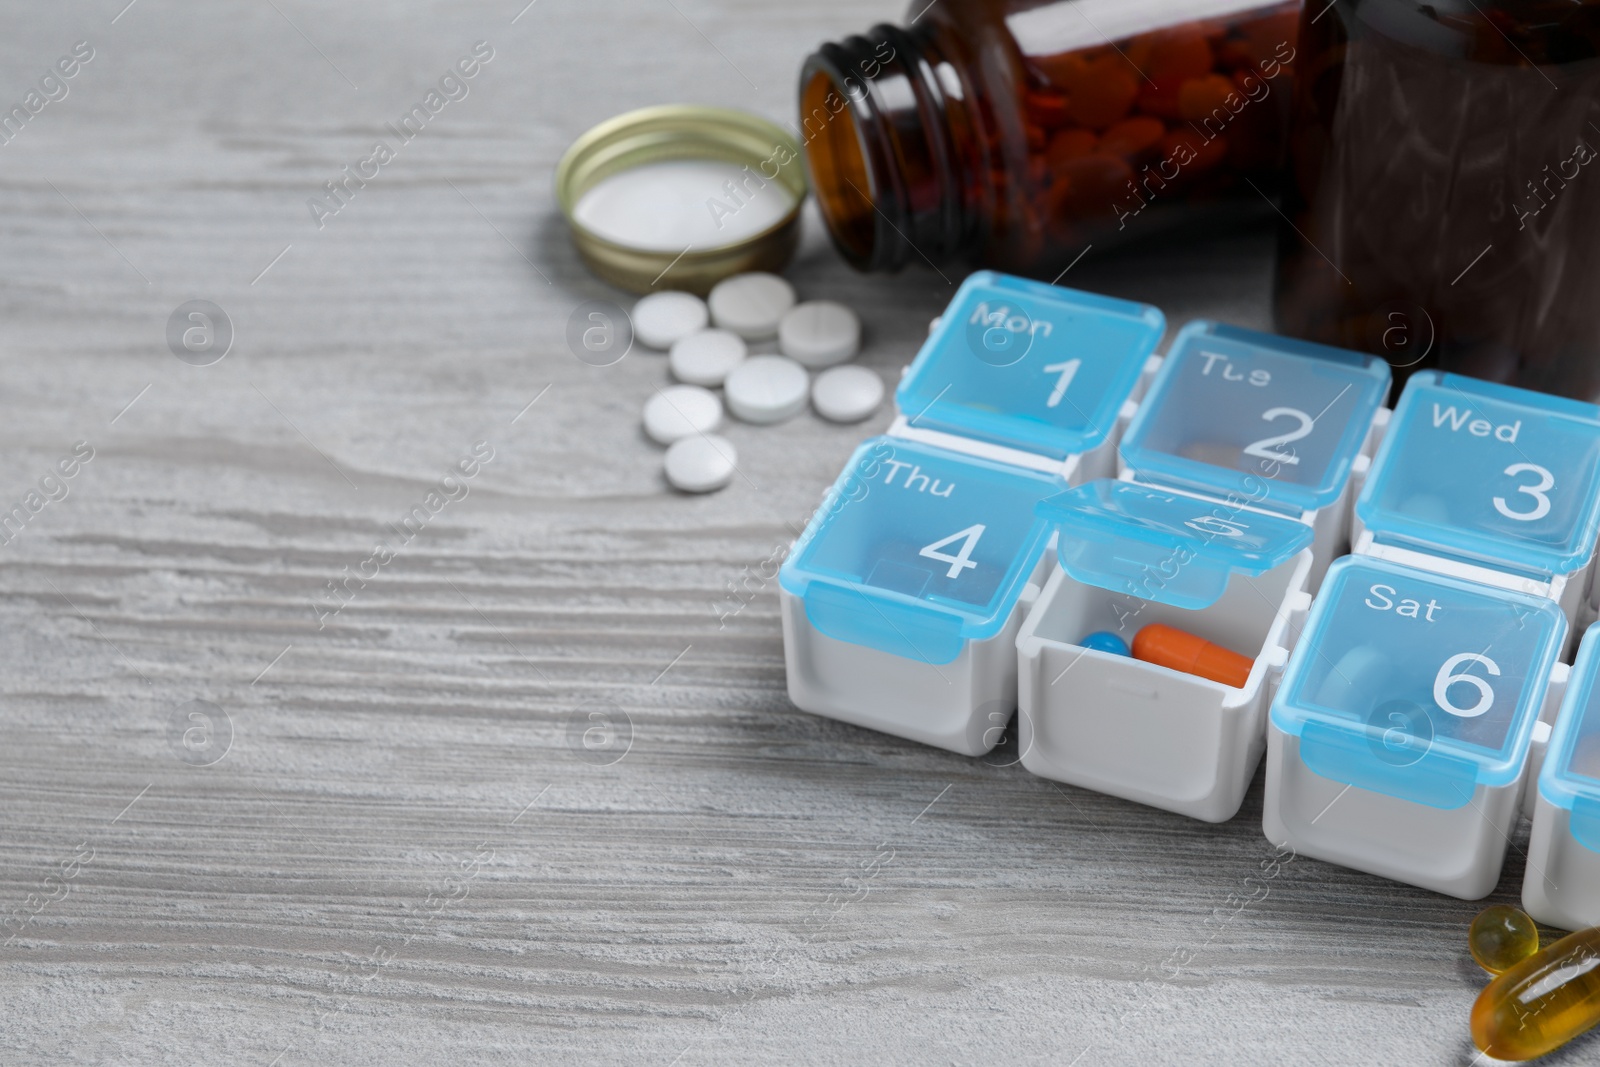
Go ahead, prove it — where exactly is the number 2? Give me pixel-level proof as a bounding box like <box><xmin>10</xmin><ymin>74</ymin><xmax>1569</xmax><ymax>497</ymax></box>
<box><xmin>1493</xmin><ymin>463</ymin><xmax>1554</xmax><ymax>522</ymax></box>
<box><xmin>1041</xmin><ymin>360</ymin><xmax>1080</xmax><ymax>408</ymax></box>
<box><xmin>920</xmin><ymin>524</ymin><xmax>985</xmax><ymax>579</ymax></box>
<box><xmin>1242</xmin><ymin>407</ymin><xmax>1312</xmax><ymax>466</ymax></box>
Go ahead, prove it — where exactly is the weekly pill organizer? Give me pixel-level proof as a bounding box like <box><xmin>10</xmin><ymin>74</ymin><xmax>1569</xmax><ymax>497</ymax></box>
<box><xmin>778</xmin><ymin>270</ymin><xmax>1600</xmax><ymax>912</ymax></box>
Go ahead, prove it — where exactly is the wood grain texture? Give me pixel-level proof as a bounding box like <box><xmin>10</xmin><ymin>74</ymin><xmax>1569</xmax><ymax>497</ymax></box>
<box><xmin>0</xmin><ymin>1</ymin><xmax>1565</xmax><ymax>1064</ymax></box>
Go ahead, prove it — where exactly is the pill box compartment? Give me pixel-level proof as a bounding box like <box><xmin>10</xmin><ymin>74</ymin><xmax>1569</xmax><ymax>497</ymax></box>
<box><xmin>1265</xmin><ymin>556</ymin><xmax>1567</xmax><ymax>900</ymax></box>
<box><xmin>779</xmin><ymin>274</ymin><xmax>1167</xmax><ymax>756</ymax></box>
<box><xmin>894</xmin><ymin>270</ymin><xmax>1165</xmax><ymax>471</ymax></box>
<box><xmin>1117</xmin><ymin>320</ymin><xmax>1391</xmax><ymax>592</ymax></box>
<box><xmin>1352</xmin><ymin>371</ymin><xmax>1600</xmax><ymax>627</ymax></box>
<box><xmin>1015</xmin><ymin>479</ymin><xmax>1315</xmax><ymax>822</ymax></box>
<box><xmin>780</xmin><ymin>436</ymin><xmax>1067</xmax><ymax>755</ymax></box>
<box><xmin>1526</xmin><ymin>622</ymin><xmax>1600</xmax><ymax>929</ymax></box>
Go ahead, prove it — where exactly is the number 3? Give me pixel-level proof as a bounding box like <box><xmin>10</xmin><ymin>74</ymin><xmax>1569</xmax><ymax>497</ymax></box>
<box><xmin>920</xmin><ymin>524</ymin><xmax>985</xmax><ymax>579</ymax></box>
<box><xmin>1493</xmin><ymin>463</ymin><xmax>1554</xmax><ymax>522</ymax></box>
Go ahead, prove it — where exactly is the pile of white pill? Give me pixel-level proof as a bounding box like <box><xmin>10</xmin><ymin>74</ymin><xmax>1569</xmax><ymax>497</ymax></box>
<box><xmin>633</xmin><ymin>271</ymin><xmax>884</xmax><ymax>494</ymax></box>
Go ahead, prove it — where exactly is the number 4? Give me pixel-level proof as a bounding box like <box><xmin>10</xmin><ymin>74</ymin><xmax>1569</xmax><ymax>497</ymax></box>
<box><xmin>920</xmin><ymin>524</ymin><xmax>986</xmax><ymax>579</ymax></box>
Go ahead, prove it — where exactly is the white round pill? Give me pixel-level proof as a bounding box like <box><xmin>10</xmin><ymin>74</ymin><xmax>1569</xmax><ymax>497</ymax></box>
<box><xmin>778</xmin><ymin>300</ymin><xmax>861</xmax><ymax>368</ymax></box>
<box><xmin>632</xmin><ymin>291</ymin><xmax>709</xmax><ymax>350</ymax></box>
<box><xmin>642</xmin><ymin>385</ymin><xmax>722</xmax><ymax>445</ymax></box>
<box><xmin>664</xmin><ymin>434</ymin><xmax>737</xmax><ymax>493</ymax></box>
<box><xmin>811</xmin><ymin>365</ymin><xmax>885</xmax><ymax>423</ymax></box>
<box><xmin>708</xmin><ymin>272</ymin><xmax>796</xmax><ymax>341</ymax></box>
<box><xmin>928</xmin><ymin>316</ymin><xmax>942</xmax><ymax>335</ymax></box>
<box><xmin>669</xmin><ymin>328</ymin><xmax>747</xmax><ymax>387</ymax></box>
<box><xmin>724</xmin><ymin>355</ymin><xmax>810</xmax><ymax>425</ymax></box>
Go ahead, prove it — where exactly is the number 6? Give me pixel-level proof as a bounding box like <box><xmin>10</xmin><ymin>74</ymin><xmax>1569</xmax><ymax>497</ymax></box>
<box><xmin>1433</xmin><ymin>652</ymin><xmax>1500</xmax><ymax>718</ymax></box>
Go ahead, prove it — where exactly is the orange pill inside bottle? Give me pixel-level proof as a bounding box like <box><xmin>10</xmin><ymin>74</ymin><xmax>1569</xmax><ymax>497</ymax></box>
<box><xmin>799</xmin><ymin>0</ymin><xmax>1301</xmax><ymax>279</ymax></box>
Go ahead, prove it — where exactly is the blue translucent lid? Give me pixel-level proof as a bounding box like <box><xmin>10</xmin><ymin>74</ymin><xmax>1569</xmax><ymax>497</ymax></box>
<box><xmin>1036</xmin><ymin>480</ymin><xmax>1313</xmax><ymax>610</ymax></box>
<box><xmin>1540</xmin><ymin>623</ymin><xmax>1600</xmax><ymax>853</ymax></box>
<box><xmin>1120</xmin><ymin>321</ymin><xmax>1390</xmax><ymax>514</ymax></box>
<box><xmin>779</xmin><ymin>436</ymin><xmax>1064</xmax><ymax>664</ymax></box>
<box><xmin>1357</xmin><ymin>371</ymin><xmax>1600</xmax><ymax>577</ymax></box>
<box><xmin>896</xmin><ymin>271</ymin><xmax>1165</xmax><ymax>460</ymax></box>
<box><xmin>1273</xmin><ymin>556</ymin><xmax>1565</xmax><ymax>810</ymax></box>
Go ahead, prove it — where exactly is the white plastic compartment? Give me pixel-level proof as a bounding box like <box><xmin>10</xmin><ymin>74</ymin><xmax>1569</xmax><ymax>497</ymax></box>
<box><xmin>1015</xmin><ymin>479</ymin><xmax>1315</xmax><ymax>821</ymax></box>
<box><xmin>1264</xmin><ymin>555</ymin><xmax>1568</xmax><ymax>899</ymax></box>
<box><xmin>778</xmin><ymin>272</ymin><xmax>1166</xmax><ymax>756</ymax></box>
<box><xmin>782</xmin><ymin>570</ymin><xmax>1041</xmax><ymax>756</ymax></box>
<box><xmin>1115</xmin><ymin>320</ymin><xmax>1391</xmax><ymax>595</ymax></box>
<box><xmin>1349</xmin><ymin>371</ymin><xmax>1600</xmax><ymax>629</ymax></box>
<box><xmin>1525</xmin><ymin>622</ymin><xmax>1600</xmax><ymax>929</ymax></box>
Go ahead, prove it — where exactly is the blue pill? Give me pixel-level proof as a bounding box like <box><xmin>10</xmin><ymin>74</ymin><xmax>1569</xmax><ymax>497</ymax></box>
<box><xmin>1079</xmin><ymin>630</ymin><xmax>1131</xmax><ymax>656</ymax></box>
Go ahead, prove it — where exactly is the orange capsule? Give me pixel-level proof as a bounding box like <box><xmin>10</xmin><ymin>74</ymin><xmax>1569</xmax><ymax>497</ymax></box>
<box><xmin>1132</xmin><ymin>624</ymin><xmax>1253</xmax><ymax>688</ymax></box>
<box><xmin>1472</xmin><ymin>926</ymin><xmax>1600</xmax><ymax>1061</ymax></box>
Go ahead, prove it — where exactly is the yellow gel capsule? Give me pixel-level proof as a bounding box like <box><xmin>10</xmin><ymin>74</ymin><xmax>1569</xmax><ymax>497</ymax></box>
<box><xmin>1472</xmin><ymin>926</ymin><xmax>1600</xmax><ymax>1061</ymax></box>
<box><xmin>1470</xmin><ymin>905</ymin><xmax>1540</xmax><ymax>974</ymax></box>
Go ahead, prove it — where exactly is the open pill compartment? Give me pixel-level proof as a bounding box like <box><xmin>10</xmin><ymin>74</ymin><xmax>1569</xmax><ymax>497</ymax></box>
<box><xmin>1526</xmin><ymin>622</ymin><xmax>1600</xmax><ymax>929</ymax></box>
<box><xmin>1015</xmin><ymin>479</ymin><xmax>1316</xmax><ymax>822</ymax></box>
<box><xmin>780</xmin><ymin>274</ymin><xmax>1165</xmax><ymax>755</ymax></box>
<box><xmin>1265</xmin><ymin>555</ymin><xmax>1568</xmax><ymax>900</ymax></box>
<box><xmin>1118</xmin><ymin>321</ymin><xmax>1391</xmax><ymax>590</ymax></box>
<box><xmin>1353</xmin><ymin>371</ymin><xmax>1600</xmax><ymax>628</ymax></box>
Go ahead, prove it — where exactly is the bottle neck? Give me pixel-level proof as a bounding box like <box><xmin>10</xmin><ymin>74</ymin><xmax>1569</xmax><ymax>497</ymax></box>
<box><xmin>799</xmin><ymin>24</ymin><xmax>972</xmax><ymax>272</ymax></box>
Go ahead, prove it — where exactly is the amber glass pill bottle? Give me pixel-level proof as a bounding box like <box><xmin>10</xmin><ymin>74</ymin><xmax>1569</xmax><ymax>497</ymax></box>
<box><xmin>799</xmin><ymin>0</ymin><xmax>1301</xmax><ymax>278</ymax></box>
<box><xmin>1275</xmin><ymin>0</ymin><xmax>1600</xmax><ymax>398</ymax></box>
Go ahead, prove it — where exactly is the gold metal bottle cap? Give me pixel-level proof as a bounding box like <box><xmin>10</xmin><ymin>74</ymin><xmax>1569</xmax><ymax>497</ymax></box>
<box><xmin>555</xmin><ymin>105</ymin><xmax>808</xmax><ymax>295</ymax></box>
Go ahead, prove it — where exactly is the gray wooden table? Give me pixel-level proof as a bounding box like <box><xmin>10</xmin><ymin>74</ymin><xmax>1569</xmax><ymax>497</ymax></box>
<box><xmin>0</xmin><ymin>1</ymin><xmax>1564</xmax><ymax>1064</ymax></box>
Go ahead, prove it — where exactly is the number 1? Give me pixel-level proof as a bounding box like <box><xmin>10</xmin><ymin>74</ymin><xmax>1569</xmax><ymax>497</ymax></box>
<box><xmin>1042</xmin><ymin>360</ymin><xmax>1080</xmax><ymax>408</ymax></box>
<box><xmin>920</xmin><ymin>524</ymin><xmax>986</xmax><ymax>579</ymax></box>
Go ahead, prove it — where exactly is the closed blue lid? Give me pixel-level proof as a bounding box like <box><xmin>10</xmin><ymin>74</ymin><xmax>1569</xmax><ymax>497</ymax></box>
<box><xmin>1274</xmin><ymin>556</ymin><xmax>1565</xmax><ymax>810</ymax></box>
<box><xmin>1540</xmin><ymin>623</ymin><xmax>1600</xmax><ymax>853</ymax></box>
<box><xmin>1036</xmin><ymin>479</ymin><xmax>1313</xmax><ymax>610</ymax></box>
<box><xmin>1357</xmin><ymin>371</ymin><xmax>1600</xmax><ymax>578</ymax></box>
<box><xmin>896</xmin><ymin>271</ymin><xmax>1164</xmax><ymax>460</ymax></box>
<box><xmin>779</xmin><ymin>436</ymin><xmax>1064</xmax><ymax>664</ymax></box>
<box><xmin>1120</xmin><ymin>321</ymin><xmax>1390</xmax><ymax>514</ymax></box>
